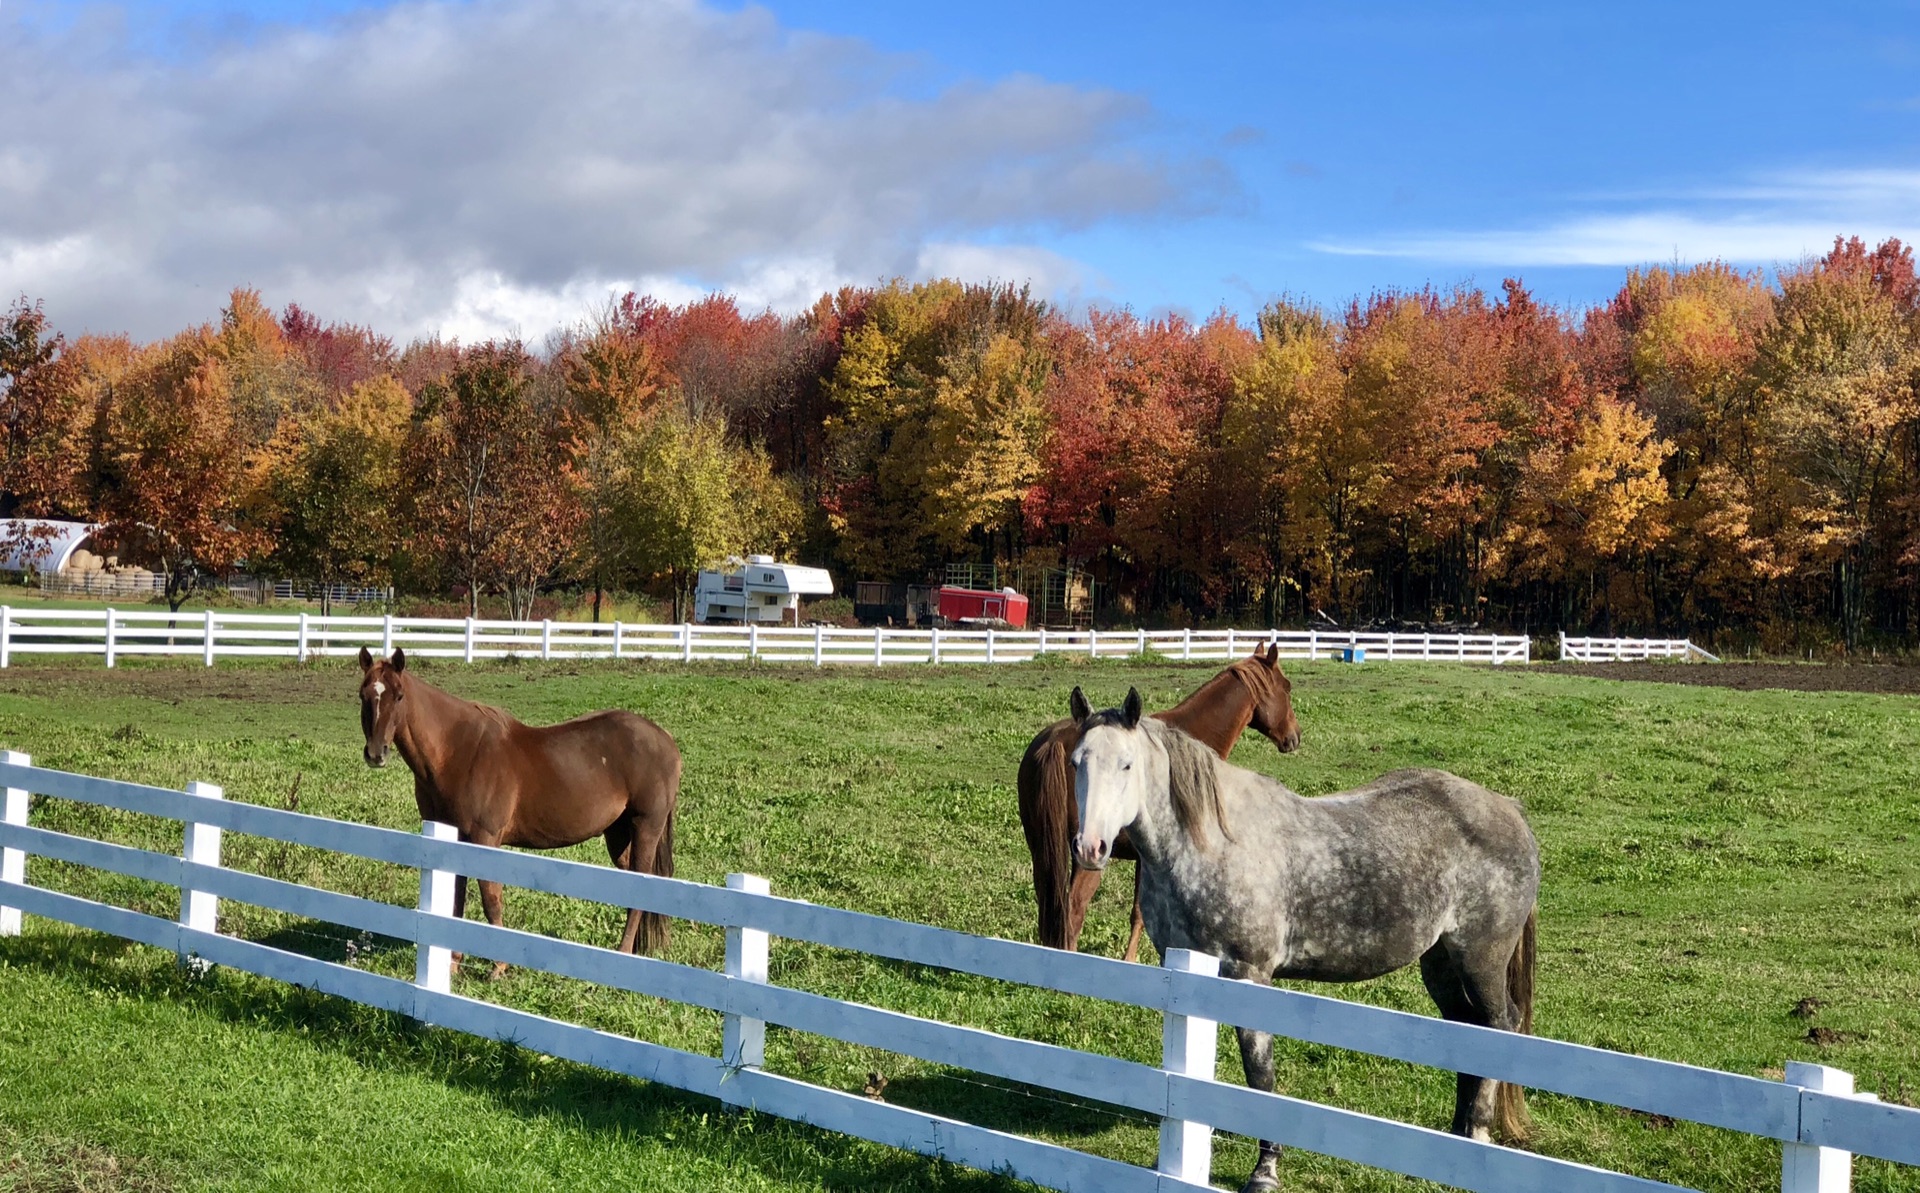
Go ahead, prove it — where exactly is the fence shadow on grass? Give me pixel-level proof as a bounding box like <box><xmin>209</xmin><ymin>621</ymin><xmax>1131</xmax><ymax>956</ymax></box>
<box><xmin>0</xmin><ymin>930</ymin><xmax>1051</xmax><ymax>1192</ymax></box>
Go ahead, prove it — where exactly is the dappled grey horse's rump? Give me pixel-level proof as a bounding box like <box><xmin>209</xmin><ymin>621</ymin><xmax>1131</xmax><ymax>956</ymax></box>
<box><xmin>1259</xmin><ymin>766</ymin><xmax>1539</xmax><ymax>982</ymax></box>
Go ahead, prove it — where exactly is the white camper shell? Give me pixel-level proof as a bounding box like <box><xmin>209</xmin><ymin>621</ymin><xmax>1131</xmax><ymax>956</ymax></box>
<box><xmin>693</xmin><ymin>555</ymin><xmax>834</xmax><ymax>625</ymax></box>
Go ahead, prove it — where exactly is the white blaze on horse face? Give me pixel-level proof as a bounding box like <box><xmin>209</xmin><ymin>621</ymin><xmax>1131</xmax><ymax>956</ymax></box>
<box><xmin>1071</xmin><ymin>725</ymin><xmax>1141</xmax><ymax>870</ymax></box>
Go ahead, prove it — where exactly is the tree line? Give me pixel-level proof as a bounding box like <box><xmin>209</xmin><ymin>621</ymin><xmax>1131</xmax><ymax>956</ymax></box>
<box><xmin>2</xmin><ymin>236</ymin><xmax>1917</xmax><ymax>648</ymax></box>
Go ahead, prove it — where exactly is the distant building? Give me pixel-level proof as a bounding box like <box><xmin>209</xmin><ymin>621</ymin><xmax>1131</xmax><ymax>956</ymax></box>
<box><xmin>693</xmin><ymin>555</ymin><xmax>834</xmax><ymax>625</ymax></box>
<box><xmin>0</xmin><ymin>518</ymin><xmax>105</xmax><ymax>576</ymax></box>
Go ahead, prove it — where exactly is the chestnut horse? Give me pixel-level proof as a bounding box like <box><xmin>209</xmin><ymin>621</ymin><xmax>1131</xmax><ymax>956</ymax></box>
<box><xmin>1016</xmin><ymin>645</ymin><xmax>1301</xmax><ymax>960</ymax></box>
<box><xmin>356</xmin><ymin>648</ymin><xmax>680</xmax><ymax>977</ymax></box>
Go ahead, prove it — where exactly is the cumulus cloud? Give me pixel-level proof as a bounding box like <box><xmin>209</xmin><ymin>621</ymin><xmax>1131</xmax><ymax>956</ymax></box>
<box><xmin>1312</xmin><ymin>168</ymin><xmax>1919</xmax><ymax>268</ymax></box>
<box><xmin>0</xmin><ymin>0</ymin><xmax>1226</xmax><ymax>340</ymax></box>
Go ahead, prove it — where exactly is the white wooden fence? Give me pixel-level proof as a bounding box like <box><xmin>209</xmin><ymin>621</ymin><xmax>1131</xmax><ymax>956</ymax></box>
<box><xmin>1559</xmin><ymin>633</ymin><xmax>1720</xmax><ymax>663</ymax></box>
<box><xmin>1</xmin><ymin>757</ymin><xmax>1912</xmax><ymax>1192</ymax></box>
<box><xmin>0</xmin><ymin>607</ymin><xmax>1532</xmax><ymax>668</ymax></box>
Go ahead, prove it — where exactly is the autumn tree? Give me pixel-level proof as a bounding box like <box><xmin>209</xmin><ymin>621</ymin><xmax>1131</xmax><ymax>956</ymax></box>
<box><xmin>1503</xmin><ymin>396</ymin><xmax>1673</xmax><ymax>627</ymax></box>
<box><xmin>255</xmin><ymin>377</ymin><xmax>412</xmax><ymax>612</ymax></box>
<box><xmin>0</xmin><ymin>299</ymin><xmax>90</xmax><ymax>561</ymax></box>
<box><xmin>824</xmin><ymin>281</ymin><xmax>1051</xmax><ymax>581</ymax></box>
<box><xmin>1752</xmin><ymin>250</ymin><xmax>1920</xmax><ymax>647</ymax></box>
<box><xmin>1219</xmin><ymin>301</ymin><xmax>1339</xmax><ymax>621</ymax></box>
<box><xmin>562</xmin><ymin>312</ymin><xmax>664</xmax><ymax>619</ymax></box>
<box><xmin>407</xmin><ymin>342</ymin><xmax>580</xmax><ymax>619</ymax></box>
<box><xmin>89</xmin><ymin>328</ymin><xmax>264</xmax><ymax>610</ymax></box>
<box><xmin>280</xmin><ymin>304</ymin><xmax>399</xmax><ymax>401</ymax></box>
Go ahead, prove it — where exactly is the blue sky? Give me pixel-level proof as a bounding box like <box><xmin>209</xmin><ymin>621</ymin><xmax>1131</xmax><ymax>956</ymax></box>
<box><xmin>8</xmin><ymin>0</ymin><xmax>1918</xmax><ymax>338</ymax></box>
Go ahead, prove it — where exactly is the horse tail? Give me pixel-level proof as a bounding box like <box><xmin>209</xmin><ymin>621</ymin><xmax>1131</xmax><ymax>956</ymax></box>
<box><xmin>639</xmin><ymin>803</ymin><xmax>674</xmax><ymax>954</ymax></box>
<box><xmin>1497</xmin><ymin>906</ymin><xmax>1537</xmax><ymax>1142</ymax></box>
<box><xmin>1018</xmin><ymin>724</ymin><xmax>1077</xmax><ymax>950</ymax></box>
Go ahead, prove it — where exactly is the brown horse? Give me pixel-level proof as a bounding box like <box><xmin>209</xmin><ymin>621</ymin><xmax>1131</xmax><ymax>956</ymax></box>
<box><xmin>1017</xmin><ymin>644</ymin><xmax>1301</xmax><ymax>960</ymax></box>
<box><xmin>356</xmin><ymin>647</ymin><xmax>681</xmax><ymax>977</ymax></box>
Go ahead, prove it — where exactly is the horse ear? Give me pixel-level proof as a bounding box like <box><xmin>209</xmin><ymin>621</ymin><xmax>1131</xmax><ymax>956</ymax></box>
<box><xmin>1262</xmin><ymin>642</ymin><xmax>1279</xmax><ymax>668</ymax></box>
<box><xmin>358</xmin><ymin>646</ymin><xmax>373</xmax><ymax>670</ymax></box>
<box><xmin>1069</xmin><ymin>686</ymin><xmax>1091</xmax><ymax>724</ymax></box>
<box><xmin>1123</xmin><ymin>687</ymin><xmax>1143</xmax><ymax>729</ymax></box>
<box><xmin>391</xmin><ymin>647</ymin><xmax>407</xmax><ymax>673</ymax></box>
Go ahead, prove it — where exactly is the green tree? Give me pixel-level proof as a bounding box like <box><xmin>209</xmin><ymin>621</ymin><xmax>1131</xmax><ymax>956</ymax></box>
<box><xmin>623</xmin><ymin>415</ymin><xmax>801</xmax><ymax>621</ymax></box>
<box><xmin>256</xmin><ymin>377</ymin><xmax>412</xmax><ymax>612</ymax></box>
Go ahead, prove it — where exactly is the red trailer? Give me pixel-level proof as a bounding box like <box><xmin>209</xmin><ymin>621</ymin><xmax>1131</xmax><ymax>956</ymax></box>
<box><xmin>936</xmin><ymin>585</ymin><xmax>1030</xmax><ymax>628</ymax></box>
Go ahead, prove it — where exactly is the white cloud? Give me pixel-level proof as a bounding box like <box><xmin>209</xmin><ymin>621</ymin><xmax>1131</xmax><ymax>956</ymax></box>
<box><xmin>1313</xmin><ymin>168</ymin><xmax>1920</xmax><ymax>268</ymax></box>
<box><xmin>1</xmin><ymin>0</ymin><xmax>1223</xmax><ymax>340</ymax></box>
<box><xmin>913</xmin><ymin>242</ymin><xmax>1101</xmax><ymax>295</ymax></box>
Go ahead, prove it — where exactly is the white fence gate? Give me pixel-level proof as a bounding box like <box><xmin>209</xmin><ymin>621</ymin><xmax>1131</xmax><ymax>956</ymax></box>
<box><xmin>1559</xmin><ymin>633</ymin><xmax>1720</xmax><ymax>663</ymax></box>
<box><xmin>2</xmin><ymin>756</ymin><xmax>1913</xmax><ymax>1192</ymax></box>
<box><xmin>0</xmin><ymin>608</ymin><xmax>1532</xmax><ymax>668</ymax></box>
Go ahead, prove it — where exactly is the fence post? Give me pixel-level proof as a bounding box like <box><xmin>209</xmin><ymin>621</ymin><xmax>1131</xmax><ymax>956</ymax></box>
<box><xmin>1226</xmin><ymin>627</ymin><xmax>1235</xmax><ymax>658</ymax></box>
<box><xmin>682</xmin><ymin>623</ymin><xmax>694</xmax><ymax>664</ymax></box>
<box><xmin>1558</xmin><ymin>630</ymin><xmax>1566</xmax><ymax>662</ymax></box>
<box><xmin>1</xmin><ymin>750</ymin><xmax>28</xmax><ymax>936</ymax></box>
<box><xmin>104</xmin><ymin>607</ymin><xmax>116</xmax><ymax>669</ymax></box>
<box><xmin>414</xmin><ymin>821</ymin><xmax>458</xmax><ymax>1002</ymax></box>
<box><xmin>1</xmin><ymin>605</ymin><xmax>11</xmax><ymax>669</ymax></box>
<box><xmin>813</xmin><ymin>625</ymin><xmax>824</xmax><ymax>668</ymax></box>
<box><xmin>1037</xmin><ymin>626</ymin><xmax>1047</xmax><ymax>659</ymax></box>
<box><xmin>986</xmin><ymin>628</ymin><xmax>996</xmax><ymax>665</ymax></box>
<box><xmin>540</xmin><ymin>619</ymin><xmax>553</xmax><ymax>661</ymax></box>
<box><xmin>297</xmin><ymin>612</ymin><xmax>310</xmax><ymax>662</ymax></box>
<box><xmin>612</xmin><ymin>621</ymin><xmax>624</xmax><ymax>660</ymax></box>
<box><xmin>930</xmin><ymin>625</ymin><xmax>942</xmax><ymax>665</ymax></box>
<box><xmin>1308</xmin><ymin>629</ymin><xmax>1318</xmax><ymax>661</ymax></box>
<box><xmin>872</xmin><ymin>626</ymin><xmax>883</xmax><ymax>668</ymax></box>
<box><xmin>178</xmin><ymin>781</ymin><xmax>224</xmax><ymax>971</ymax></box>
<box><xmin>1183</xmin><ymin>628</ymin><xmax>1192</xmax><ymax>662</ymax></box>
<box><xmin>1783</xmin><ymin>1062</ymin><xmax>1863</xmax><ymax>1193</ymax></box>
<box><xmin>748</xmin><ymin>621</ymin><xmax>758</xmax><ymax>663</ymax></box>
<box><xmin>722</xmin><ymin>872</ymin><xmax>771</xmax><ymax>1088</ymax></box>
<box><xmin>201</xmin><ymin>609</ymin><xmax>216</xmax><ymax>666</ymax></box>
<box><xmin>382</xmin><ymin>613</ymin><xmax>394</xmax><ymax>657</ymax></box>
<box><xmin>1137</xmin><ymin>627</ymin><xmax>1146</xmax><ymax>657</ymax></box>
<box><xmin>1159</xmin><ymin>948</ymin><xmax>1220</xmax><ymax>1183</ymax></box>
<box><xmin>463</xmin><ymin>617</ymin><xmax>476</xmax><ymax>664</ymax></box>
<box><xmin>1089</xmin><ymin>628</ymin><xmax>1098</xmax><ymax>659</ymax></box>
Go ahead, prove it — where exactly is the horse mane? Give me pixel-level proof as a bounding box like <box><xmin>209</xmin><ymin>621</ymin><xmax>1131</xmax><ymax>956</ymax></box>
<box><xmin>1143</xmin><ymin>717</ymin><xmax>1236</xmax><ymax>848</ymax></box>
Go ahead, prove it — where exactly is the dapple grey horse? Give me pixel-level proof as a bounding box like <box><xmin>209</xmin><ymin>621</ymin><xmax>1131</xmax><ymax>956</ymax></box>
<box><xmin>1069</xmin><ymin>687</ymin><xmax>1538</xmax><ymax>1193</ymax></box>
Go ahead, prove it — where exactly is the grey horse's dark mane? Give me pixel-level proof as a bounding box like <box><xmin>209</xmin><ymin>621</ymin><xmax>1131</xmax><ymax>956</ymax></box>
<box><xmin>1138</xmin><ymin>716</ymin><xmax>1235</xmax><ymax>848</ymax></box>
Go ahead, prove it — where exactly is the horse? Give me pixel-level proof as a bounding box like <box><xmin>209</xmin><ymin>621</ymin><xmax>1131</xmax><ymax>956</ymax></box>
<box><xmin>1070</xmin><ymin>688</ymin><xmax>1538</xmax><ymax>1193</ymax></box>
<box><xmin>1017</xmin><ymin>645</ymin><xmax>1301</xmax><ymax>961</ymax></box>
<box><xmin>356</xmin><ymin>647</ymin><xmax>681</xmax><ymax>978</ymax></box>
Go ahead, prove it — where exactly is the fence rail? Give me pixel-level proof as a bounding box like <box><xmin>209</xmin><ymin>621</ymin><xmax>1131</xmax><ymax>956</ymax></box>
<box><xmin>0</xmin><ymin>756</ymin><xmax>1910</xmax><ymax>1191</ymax></box>
<box><xmin>1558</xmin><ymin>633</ymin><xmax>1720</xmax><ymax>663</ymax></box>
<box><xmin>0</xmin><ymin>608</ymin><xmax>1532</xmax><ymax>668</ymax></box>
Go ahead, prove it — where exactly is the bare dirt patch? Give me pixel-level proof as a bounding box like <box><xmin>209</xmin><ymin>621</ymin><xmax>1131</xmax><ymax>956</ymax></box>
<box><xmin>1550</xmin><ymin>661</ymin><xmax>1920</xmax><ymax>695</ymax></box>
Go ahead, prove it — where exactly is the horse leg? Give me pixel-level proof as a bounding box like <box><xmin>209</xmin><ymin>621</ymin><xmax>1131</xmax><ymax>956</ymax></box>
<box><xmin>1454</xmin><ymin>936</ymin><xmax>1532</xmax><ymax>1142</ymax></box>
<box><xmin>624</xmin><ymin>807</ymin><xmax>673</xmax><ymax>955</ymax></box>
<box><xmin>604</xmin><ymin>818</ymin><xmax>644</xmax><ymax>954</ymax></box>
<box><xmin>1419</xmin><ymin>941</ymin><xmax>1507</xmax><ymax>1143</ymax></box>
<box><xmin>458</xmin><ymin>829</ymin><xmax>508</xmax><ymax>981</ymax></box>
<box><xmin>1063</xmin><ymin>864</ymin><xmax>1104</xmax><ymax>953</ymax></box>
<box><xmin>445</xmin><ymin>873</ymin><xmax>471</xmax><ymax>974</ymax></box>
<box><xmin>1121</xmin><ymin>862</ymin><xmax>1146</xmax><ymax>964</ymax></box>
<box><xmin>1225</xmin><ymin>963</ymin><xmax>1282</xmax><ymax>1192</ymax></box>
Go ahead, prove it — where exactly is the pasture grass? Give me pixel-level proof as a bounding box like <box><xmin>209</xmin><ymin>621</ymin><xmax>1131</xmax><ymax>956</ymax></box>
<box><xmin>0</xmin><ymin>657</ymin><xmax>1915</xmax><ymax>1192</ymax></box>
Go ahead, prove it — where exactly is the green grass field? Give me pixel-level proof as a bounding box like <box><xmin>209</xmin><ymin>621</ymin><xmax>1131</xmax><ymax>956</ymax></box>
<box><xmin>0</xmin><ymin>657</ymin><xmax>1916</xmax><ymax>1192</ymax></box>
